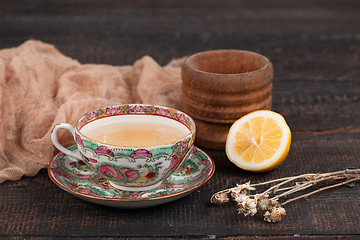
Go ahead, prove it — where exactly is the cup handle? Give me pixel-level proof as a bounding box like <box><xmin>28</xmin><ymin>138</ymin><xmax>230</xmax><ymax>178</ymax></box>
<box><xmin>51</xmin><ymin>123</ymin><xmax>82</xmax><ymax>160</ymax></box>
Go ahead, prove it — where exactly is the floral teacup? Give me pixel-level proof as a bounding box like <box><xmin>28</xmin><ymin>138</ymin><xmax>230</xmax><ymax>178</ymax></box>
<box><xmin>51</xmin><ymin>104</ymin><xmax>196</xmax><ymax>191</ymax></box>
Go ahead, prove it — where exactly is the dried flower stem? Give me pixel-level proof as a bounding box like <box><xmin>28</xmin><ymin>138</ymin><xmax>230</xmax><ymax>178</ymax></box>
<box><xmin>270</xmin><ymin>175</ymin><xmax>342</xmax><ymax>201</ymax></box>
<box><xmin>282</xmin><ymin>177</ymin><xmax>359</xmax><ymax>205</ymax></box>
<box><xmin>210</xmin><ymin>168</ymin><xmax>359</xmax><ymax>223</ymax></box>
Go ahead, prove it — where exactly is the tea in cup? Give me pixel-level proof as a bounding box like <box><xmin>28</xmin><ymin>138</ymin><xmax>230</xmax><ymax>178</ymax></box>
<box><xmin>51</xmin><ymin>104</ymin><xmax>196</xmax><ymax>191</ymax></box>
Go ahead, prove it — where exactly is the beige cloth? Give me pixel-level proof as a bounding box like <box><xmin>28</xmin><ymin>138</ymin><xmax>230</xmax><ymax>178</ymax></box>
<box><xmin>0</xmin><ymin>40</ymin><xmax>184</xmax><ymax>183</ymax></box>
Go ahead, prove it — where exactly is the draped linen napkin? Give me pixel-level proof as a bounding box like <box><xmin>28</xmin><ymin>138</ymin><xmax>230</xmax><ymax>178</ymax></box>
<box><xmin>0</xmin><ymin>40</ymin><xmax>184</xmax><ymax>183</ymax></box>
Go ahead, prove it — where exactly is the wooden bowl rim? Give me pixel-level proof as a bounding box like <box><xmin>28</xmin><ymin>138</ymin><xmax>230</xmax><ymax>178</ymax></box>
<box><xmin>183</xmin><ymin>49</ymin><xmax>272</xmax><ymax>76</ymax></box>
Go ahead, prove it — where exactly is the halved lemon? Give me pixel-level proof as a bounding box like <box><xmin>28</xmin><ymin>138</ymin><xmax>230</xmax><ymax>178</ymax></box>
<box><xmin>225</xmin><ymin>110</ymin><xmax>291</xmax><ymax>172</ymax></box>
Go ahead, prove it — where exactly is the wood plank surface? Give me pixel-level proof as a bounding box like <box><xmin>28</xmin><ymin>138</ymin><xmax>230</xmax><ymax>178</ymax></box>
<box><xmin>0</xmin><ymin>0</ymin><xmax>359</xmax><ymax>239</ymax></box>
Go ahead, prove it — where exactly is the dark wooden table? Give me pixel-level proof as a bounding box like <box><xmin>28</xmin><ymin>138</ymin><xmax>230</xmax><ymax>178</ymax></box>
<box><xmin>0</xmin><ymin>0</ymin><xmax>359</xmax><ymax>239</ymax></box>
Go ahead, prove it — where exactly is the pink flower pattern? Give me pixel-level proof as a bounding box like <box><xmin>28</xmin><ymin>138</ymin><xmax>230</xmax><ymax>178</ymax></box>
<box><xmin>79</xmin><ymin>189</ymin><xmax>92</xmax><ymax>194</ymax></box>
<box><xmin>98</xmin><ymin>165</ymin><xmax>124</xmax><ymax>179</ymax></box>
<box><xmin>182</xmin><ymin>139</ymin><xmax>188</xmax><ymax>149</ymax></box>
<box><xmin>106</xmin><ymin>107</ymin><xmax>123</xmax><ymax>116</ymax></box>
<box><xmin>50</xmin><ymin>159</ymin><xmax>59</xmax><ymax>169</ymax></box>
<box><xmin>121</xmin><ymin>168</ymin><xmax>139</xmax><ymax>181</ymax></box>
<box><xmin>76</xmin><ymin>134</ymin><xmax>84</xmax><ymax>147</ymax></box>
<box><xmin>130</xmin><ymin>149</ymin><xmax>152</xmax><ymax>158</ymax></box>
<box><xmin>95</xmin><ymin>146</ymin><xmax>115</xmax><ymax>157</ymax></box>
<box><xmin>129</xmin><ymin>105</ymin><xmax>146</xmax><ymax>113</ymax></box>
<box><xmin>86</xmin><ymin>110</ymin><xmax>97</xmax><ymax>121</ymax></box>
<box><xmin>176</xmin><ymin>113</ymin><xmax>186</xmax><ymax>123</ymax></box>
<box><xmin>191</xmin><ymin>147</ymin><xmax>198</xmax><ymax>155</ymax></box>
<box><xmin>169</xmin><ymin>155</ymin><xmax>179</xmax><ymax>170</ymax></box>
<box><xmin>155</xmin><ymin>108</ymin><xmax>171</xmax><ymax>117</ymax></box>
<box><xmin>88</xmin><ymin>158</ymin><xmax>98</xmax><ymax>163</ymax></box>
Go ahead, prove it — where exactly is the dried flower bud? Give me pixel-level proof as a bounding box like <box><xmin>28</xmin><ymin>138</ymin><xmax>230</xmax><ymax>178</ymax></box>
<box><xmin>231</xmin><ymin>182</ymin><xmax>256</xmax><ymax>197</ymax></box>
<box><xmin>235</xmin><ymin>195</ymin><xmax>257</xmax><ymax>217</ymax></box>
<box><xmin>255</xmin><ymin>194</ymin><xmax>271</xmax><ymax>213</ymax></box>
<box><xmin>211</xmin><ymin>192</ymin><xmax>229</xmax><ymax>205</ymax></box>
<box><xmin>270</xmin><ymin>207</ymin><xmax>286</xmax><ymax>222</ymax></box>
<box><xmin>263</xmin><ymin>207</ymin><xmax>286</xmax><ymax>223</ymax></box>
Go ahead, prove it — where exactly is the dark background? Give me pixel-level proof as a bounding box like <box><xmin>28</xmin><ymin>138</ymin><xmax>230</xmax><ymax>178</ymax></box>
<box><xmin>0</xmin><ymin>0</ymin><xmax>359</xmax><ymax>239</ymax></box>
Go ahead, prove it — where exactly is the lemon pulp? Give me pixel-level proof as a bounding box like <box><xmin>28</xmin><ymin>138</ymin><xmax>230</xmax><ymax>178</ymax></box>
<box><xmin>226</xmin><ymin>110</ymin><xmax>291</xmax><ymax>172</ymax></box>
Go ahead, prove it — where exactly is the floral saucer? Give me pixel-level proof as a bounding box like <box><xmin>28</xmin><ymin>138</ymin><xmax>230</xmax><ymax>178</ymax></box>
<box><xmin>48</xmin><ymin>145</ymin><xmax>215</xmax><ymax>208</ymax></box>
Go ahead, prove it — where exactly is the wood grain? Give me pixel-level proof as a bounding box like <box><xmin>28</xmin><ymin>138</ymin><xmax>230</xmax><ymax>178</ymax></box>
<box><xmin>181</xmin><ymin>50</ymin><xmax>273</xmax><ymax>120</ymax></box>
<box><xmin>0</xmin><ymin>0</ymin><xmax>359</xmax><ymax>239</ymax></box>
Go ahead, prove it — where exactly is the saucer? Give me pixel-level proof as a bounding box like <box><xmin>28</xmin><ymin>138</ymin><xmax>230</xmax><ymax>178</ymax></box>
<box><xmin>48</xmin><ymin>145</ymin><xmax>215</xmax><ymax>208</ymax></box>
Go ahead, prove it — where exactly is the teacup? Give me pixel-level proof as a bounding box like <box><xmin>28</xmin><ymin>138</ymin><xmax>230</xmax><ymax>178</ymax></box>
<box><xmin>51</xmin><ymin>104</ymin><xmax>196</xmax><ymax>191</ymax></box>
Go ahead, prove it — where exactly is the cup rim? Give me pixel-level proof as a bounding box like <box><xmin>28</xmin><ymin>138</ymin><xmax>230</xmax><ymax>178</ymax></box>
<box><xmin>184</xmin><ymin>49</ymin><xmax>271</xmax><ymax>76</ymax></box>
<box><xmin>75</xmin><ymin>104</ymin><xmax>196</xmax><ymax>149</ymax></box>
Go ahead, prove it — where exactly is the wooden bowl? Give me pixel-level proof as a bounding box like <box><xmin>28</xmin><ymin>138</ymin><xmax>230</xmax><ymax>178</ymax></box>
<box><xmin>193</xmin><ymin>119</ymin><xmax>232</xmax><ymax>150</ymax></box>
<box><xmin>181</xmin><ymin>49</ymin><xmax>273</xmax><ymax>149</ymax></box>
